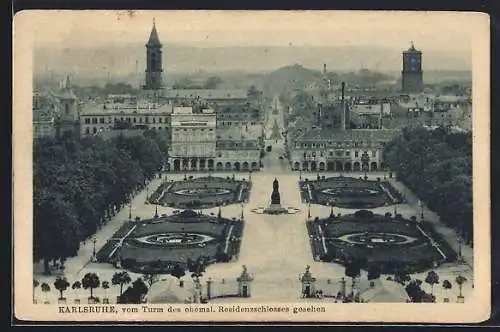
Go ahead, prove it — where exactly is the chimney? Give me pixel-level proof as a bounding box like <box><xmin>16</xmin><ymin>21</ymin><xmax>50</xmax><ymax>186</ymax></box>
<box><xmin>379</xmin><ymin>102</ymin><xmax>383</xmax><ymax>129</ymax></box>
<box><xmin>341</xmin><ymin>82</ymin><xmax>346</xmax><ymax>130</ymax></box>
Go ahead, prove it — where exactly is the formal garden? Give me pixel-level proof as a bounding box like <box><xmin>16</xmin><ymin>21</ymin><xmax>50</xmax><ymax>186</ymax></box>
<box><xmin>307</xmin><ymin>210</ymin><xmax>457</xmax><ymax>274</ymax></box>
<box><xmin>149</xmin><ymin>175</ymin><xmax>252</xmax><ymax>209</ymax></box>
<box><xmin>299</xmin><ymin>175</ymin><xmax>404</xmax><ymax>209</ymax></box>
<box><xmin>96</xmin><ymin>210</ymin><xmax>244</xmax><ymax>274</ymax></box>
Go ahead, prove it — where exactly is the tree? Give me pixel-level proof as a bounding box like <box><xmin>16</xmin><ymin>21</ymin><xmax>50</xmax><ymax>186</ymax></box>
<box><xmin>119</xmin><ymin>278</ymin><xmax>149</xmax><ymax>304</ymax></box>
<box><xmin>102</xmin><ymin>281</ymin><xmax>110</xmax><ymax>300</ymax></box>
<box><xmin>344</xmin><ymin>260</ymin><xmax>361</xmax><ymax>296</ymax></box>
<box><xmin>425</xmin><ymin>270</ymin><xmax>440</xmax><ymax>296</ymax></box>
<box><xmin>367</xmin><ymin>265</ymin><xmax>381</xmax><ymax>286</ymax></box>
<box><xmin>203</xmin><ymin>76</ymin><xmax>222</xmax><ymax>89</ymax></box>
<box><xmin>72</xmin><ymin>281</ymin><xmax>82</xmax><ymax>299</ymax></box>
<box><xmin>112</xmin><ymin>271</ymin><xmax>132</xmax><ymax>297</ymax></box>
<box><xmin>142</xmin><ymin>273</ymin><xmax>158</xmax><ymax>287</ymax></box>
<box><xmin>54</xmin><ymin>276</ymin><xmax>70</xmax><ymax>300</ymax></box>
<box><xmin>394</xmin><ymin>268</ymin><xmax>411</xmax><ymax>285</ymax></box>
<box><xmin>169</xmin><ymin>263</ymin><xmax>186</xmax><ymax>280</ymax></box>
<box><xmin>82</xmin><ymin>272</ymin><xmax>100</xmax><ymax>299</ymax></box>
<box><xmin>405</xmin><ymin>279</ymin><xmax>427</xmax><ymax>303</ymax></box>
<box><xmin>442</xmin><ymin>279</ymin><xmax>452</xmax><ymax>300</ymax></box>
<box><xmin>455</xmin><ymin>275</ymin><xmax>467</xmax><ymax>297</ymax></box>
<box><xmin>41</xmin><ymin>282</ymin><xmax>51</xmax><ymax>303</ymax></box>
<box><xmin>33</xmin><ymin>279</ymin><xmax>40</xmax><ymax>303</ymax></box>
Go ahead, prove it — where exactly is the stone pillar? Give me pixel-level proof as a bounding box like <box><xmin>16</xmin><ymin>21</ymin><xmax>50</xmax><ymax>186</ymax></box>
<box><xmin>236</xmin><ymin>265</ymin><xmax>253</xmax><ymax>298</ymax></box>
<box><xmin>206</xmin><ymin>278</ymin><xmax>213</xmax><ymax>300</ymax></box>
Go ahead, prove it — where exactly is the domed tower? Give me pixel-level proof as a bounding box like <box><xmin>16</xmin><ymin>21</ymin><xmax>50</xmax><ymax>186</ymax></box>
<box><xmin>143</xmin><ymin>19</ymin><xmax>164</xmax><ymax>92</ymax></box>
<box><xmin>55</xmin><ymin>75</ymin><xmax>80</xmax><ymax>138</ymax></box>
<box><xmin>401</xmin><ymin>42</ymin><xmax>423</xmax><ymax>94</ymax></box>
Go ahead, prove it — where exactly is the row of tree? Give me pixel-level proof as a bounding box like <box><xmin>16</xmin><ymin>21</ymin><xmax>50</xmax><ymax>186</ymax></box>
<box><xmin>34</xmin><ymin>130</ymin><xmax>168</xmax><ymax>275</ymax></box>
<box><xmin>383</xmin><ymin>126</ymin><xmax>473</xmax><ymax>244</ymax></box>
<box><xmin>34</xmin><ymin>257</ymin><xmax>208</xmax><ymax>304</ymax></box>
<box><xmin>343</xmin><ymin>259</ymin><xmax>468</xmax><ymax>303</ymax></box>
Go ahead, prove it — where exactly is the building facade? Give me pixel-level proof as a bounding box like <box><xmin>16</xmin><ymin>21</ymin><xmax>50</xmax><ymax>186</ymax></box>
<box><xmin>215</xmin><ymin>125</ymin><xmax>261</xmax><ymax>172</ymax></box>
<box><xmin>79</xmin><ymin>98</ymin><xmax>173</xmax><ymax>136</ymax></box>
<box><xmin>289</xmin><ymin>128</ymin><xmax>398</xmax><ymax>172</ymax></box>
<box><xmin>401</xmin><ymin>42</ymin><xmax>424</xmax><ymax>94</ymax></box>
<box><xmin>170</xmin><ymin>108</ymin><xmax>217</xmax><ymax>171</ymax></box>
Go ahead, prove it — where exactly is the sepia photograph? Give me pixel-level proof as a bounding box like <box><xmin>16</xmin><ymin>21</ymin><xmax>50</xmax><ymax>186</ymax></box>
<box><xmin>13</xmin><ymin>10</ymin><xmax>490</xmax><ymax>323</ymax></box>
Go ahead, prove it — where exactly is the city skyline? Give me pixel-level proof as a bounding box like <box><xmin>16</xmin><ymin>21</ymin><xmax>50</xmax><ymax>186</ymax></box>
<box><xmin>23</xmin><ymin>10</ymin><xmax>480</xmax><ymax>74</ymax></box>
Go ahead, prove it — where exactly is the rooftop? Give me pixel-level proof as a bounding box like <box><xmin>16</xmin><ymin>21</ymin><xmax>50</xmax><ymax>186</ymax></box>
<box><xmin>165</xmin><ymin>89</ymin><xmax>248</xmax><ymax>100</ymax></box>
<box><xmin>296</xmin><ymin>128</ymin><xmax>399</xmax><ymax>142</ymax></box>
<box><xmin>217</xmin><ymin>124</ymin><xmax>262</xmax><ymax>141</ymax></box>
<box><xmin>146</xmin><ymin>20</ymin><xmax>162</xmax><ymax>47</ymax></box>
<box><xmin>80</xmin><ymin>102</ymin><xmax>173</xmax><ymax>115</ymax></box>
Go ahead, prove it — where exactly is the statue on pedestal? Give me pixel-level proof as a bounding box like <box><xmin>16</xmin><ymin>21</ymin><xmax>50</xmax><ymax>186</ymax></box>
<box><xmin>271</xmin><ymin>178</ymin><xmax>281</xmax><ymax>205</ymax></box>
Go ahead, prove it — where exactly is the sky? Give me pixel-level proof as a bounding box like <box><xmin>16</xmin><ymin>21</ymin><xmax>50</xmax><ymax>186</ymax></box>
<box><xmin>17</xmin><ymin>10</ymin><xmax>483</xmax><ymax>55</ymax></box>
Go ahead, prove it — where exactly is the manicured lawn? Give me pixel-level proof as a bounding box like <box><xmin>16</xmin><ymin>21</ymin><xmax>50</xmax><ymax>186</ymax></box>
<box><xmin>308</xmin><ymin>210</ymin><xmax>455</xmax><ymax>273</ymax></box>
<box><xmin>150</xmin><ymin>176</ymin><xmax>252</xmax><ymax>209</ymax></box>
<box><xmin>300</xmin><ymin>176</ymin><xmax>404</xmax><ymax>209</ymax></box>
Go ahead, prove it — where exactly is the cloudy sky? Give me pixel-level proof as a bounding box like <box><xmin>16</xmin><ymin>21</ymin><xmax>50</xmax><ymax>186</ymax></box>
<box><xmin>18</xmin><ymin>10</ymin><xmax>482</xmax><ymax>54</ymax></box>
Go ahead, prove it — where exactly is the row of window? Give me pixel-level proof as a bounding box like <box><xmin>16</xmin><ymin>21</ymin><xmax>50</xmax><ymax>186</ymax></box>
<box><xmin>218</xmin><ymin>121</ymin><xmax>259</xmax><ymax>126</ymax></box>
<box><xmin>83</xmin><ymin>116</ymin><xmax>169</xmax><ymax>125</ymax></box>
<box><xmin>174</xmin><ymin>128</ymin><xmax>214</xmax><ymax>132</ymax></box>
<box><xmin>296</xmin><ymin>141</ymin><xmax>384</xmax><ymax>149</ymax></box>
<box><xmin>301</xmin><ymin>150</ymin><xmax>378</xmax><ymax>158</ymax></box>
<box><xmin>84</xmin><ymin>126</ymin><xmax>169</xmax><ymax>134</ymax></box>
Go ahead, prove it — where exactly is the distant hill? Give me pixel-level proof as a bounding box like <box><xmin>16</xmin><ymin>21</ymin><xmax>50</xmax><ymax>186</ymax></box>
<box><xmin>263</xmin><ymin>64</ymin><xmax>321</xmax><ymax>96</ymax></box>
<box><xmin>34</xmin><ymin>43</ymin><xmax>471</xmax><ymax>82</ymax></box>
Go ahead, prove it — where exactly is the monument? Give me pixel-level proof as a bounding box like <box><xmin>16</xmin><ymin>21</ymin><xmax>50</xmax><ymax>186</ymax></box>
<box><xmin>263</xmin><ymin>178</ymin><xmax>289</xmax><ymax>214</ymax></box>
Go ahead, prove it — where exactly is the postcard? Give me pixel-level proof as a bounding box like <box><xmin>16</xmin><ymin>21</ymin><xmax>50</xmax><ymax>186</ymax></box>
<box><xmin>13</xmin><ymin>10</ymin><xmax>490</xmax><ymax>323</ymax></box>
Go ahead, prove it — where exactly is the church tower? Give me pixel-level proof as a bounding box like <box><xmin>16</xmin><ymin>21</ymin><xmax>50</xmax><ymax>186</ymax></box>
<box><xmin>55</xmin><ymin>75</ymin><xmax>80</xmax><ymax>138</ymax></box>
<box><xmin>143</xmin><ymin>19</ymin><xmax>164</xmax><ymax>91</ymax></box>
<box><xmin>401</xmin><ymin>42</ymin><xmax>423</xmax><ymax>94</ymax></box>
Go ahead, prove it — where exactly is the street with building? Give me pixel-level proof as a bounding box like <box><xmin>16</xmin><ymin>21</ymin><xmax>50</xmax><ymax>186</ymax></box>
<box><xmin>31</xmin><ymin>20</ymin><xmax>474</xmax><ymax>306</ymax></box>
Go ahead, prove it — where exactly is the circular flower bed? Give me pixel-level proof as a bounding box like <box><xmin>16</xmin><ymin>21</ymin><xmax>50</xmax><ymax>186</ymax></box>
<box><xmin>151</xmin><ymin>176</ymin><xmax>252</xmax><ymax>209</ymax></box>
<box><xmin>301</xmin><ymin>176</ymin><xmax>403</xmax><ymax>209</ymax></box>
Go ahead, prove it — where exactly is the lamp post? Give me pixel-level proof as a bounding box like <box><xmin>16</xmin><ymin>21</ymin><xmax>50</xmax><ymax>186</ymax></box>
<box><xmin>145</xmin><ymin>185</ymin><xmax>149</xmax><ymax>203</ymax></box>
<box><xmin>154</xmin><ymin>204</ymin><xmax>158</xmax><ymax>219</ymax></box>
<box><xmin>92</xmin><ymin>237</ymin><xmax>97</xmax><ymax>260</ymax></box>
<box><xmin>361</xmin><ymin>152</ymin><xmax>370</xmax><ymax>180</ymax></box>
<box><xmin>128</xmin><ymin>199</ymin><xmax>132</xmax><ymax>220</ymax></box>
<box><xmin>241</xmin><ymin>202</ymin><xmax>244</xmax><ymax>219</ymax></box>
<box><xmin>299</xmin><ymin>169</ymin><xmax>302</xmax><ymax>181</ymax></box>
<box><xmin>419</xmin><ymin>200</ymin><xmax>424</xmax><ymax>220</ymax></box>
<box><xmin>457</xmin><ymin>237</ymin><xmax>463</xmax><ymax>264</ymax></box>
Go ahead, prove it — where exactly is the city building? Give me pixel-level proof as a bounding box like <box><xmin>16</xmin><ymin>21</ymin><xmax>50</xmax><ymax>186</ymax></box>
<box><xmin>170</xmin><ymin>107</ymin><xmax>217</xmax><ymax>172</ymax></box>
<box><xmin>289</xmin><ymin>128</ymin><xmax>398</xmax><ymax>172</ymax></box>
<box><xmin>216</xmin><ymin>102</ymin><xmax>261</xmax><ymax>128</ymax></box>
<box><xmin>401</xmin><ymin>42</ymin><xmax>424</xmax><ymax>94</ymax></box>
<box><xmin>79</xmin><ymin>98</ymin><xmax>173</xmax><ymax>136</ymax></box>
<box><xmin>215</xmin><ymin>124</ymin><xmax>262</xmax><ymax>172</ymax></box>
<box><xmin>164</xmin><ymin>89</ymin><xmax>249</xmax><ymax>108</ymax></box>
<box><xmin>32</xmin><ymin>77</ymin><xmax>81</xmax><ymax>139</ymax></box>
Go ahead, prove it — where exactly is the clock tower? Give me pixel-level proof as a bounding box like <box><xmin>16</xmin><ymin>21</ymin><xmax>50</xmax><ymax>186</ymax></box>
<box><xmin>401</xmin><ymin>42</ymin><xmax>423</xmax><ymax>94</ymax></box>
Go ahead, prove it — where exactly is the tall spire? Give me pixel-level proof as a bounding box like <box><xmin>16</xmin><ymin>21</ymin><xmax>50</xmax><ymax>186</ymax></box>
<box><xmin>65</xmin><ymin>75</ymin><xmax>71</xmax><ymax>89</ymax></box>
<box><xmin>147</xmin><ymin>18</ymin><xmax>162</xmax><ymax>47</ymax></box>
